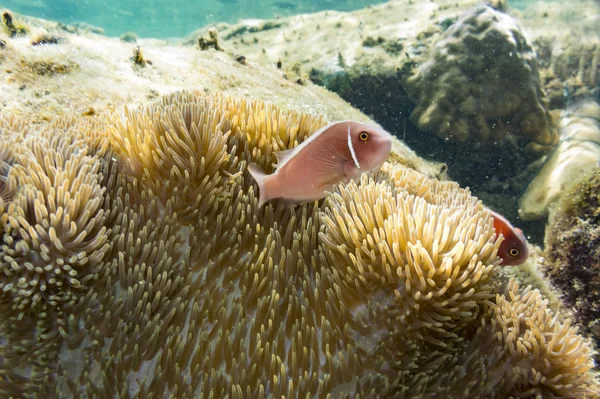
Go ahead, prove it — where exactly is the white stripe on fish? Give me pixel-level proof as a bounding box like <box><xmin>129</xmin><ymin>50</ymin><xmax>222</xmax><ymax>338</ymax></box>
<box><xmin>347</xmin><ymin>125</ymin><xmax>361</xmax><ymax>169</ymax></box>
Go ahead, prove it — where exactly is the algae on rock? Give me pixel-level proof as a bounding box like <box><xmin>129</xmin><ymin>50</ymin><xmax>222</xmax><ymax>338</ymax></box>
<box><xmin>543</xmin><ymin>165</ymin><xmax>600</xmax><ymax>365</ymax></box>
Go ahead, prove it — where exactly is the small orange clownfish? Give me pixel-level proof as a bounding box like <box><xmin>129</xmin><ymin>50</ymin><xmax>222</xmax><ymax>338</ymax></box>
<box><xmin>489</xmin><ymin>209</ymin><xmax>530</xmax><ymax>266</ymax></box>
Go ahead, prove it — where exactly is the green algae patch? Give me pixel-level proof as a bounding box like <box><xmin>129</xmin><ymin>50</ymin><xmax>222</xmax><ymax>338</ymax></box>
<box><xmin>223</xmin><ymin>21</ymin><xmax>284</xmax><ymax>40</ymax></box>
<box><xmin>20</xmin><ymin>58</ymin><xmax>79</xmax><ymax>76</ymax></box>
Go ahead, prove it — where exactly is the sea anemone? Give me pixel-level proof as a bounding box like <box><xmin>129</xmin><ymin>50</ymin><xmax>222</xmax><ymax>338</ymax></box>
<box><xmin>483</xmin><ymin>279</ymin><xmax>596</xmax><ymax>398</ymax></box>
<box><xmin>0</xmin><ymin>90</ymin><xmax>596</xmax><ymax>398</ymax></box>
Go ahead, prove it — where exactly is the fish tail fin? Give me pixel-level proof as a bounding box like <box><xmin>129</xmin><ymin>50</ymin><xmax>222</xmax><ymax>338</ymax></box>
<box><xmin>248</xmin><ymin>163</ymin><xmax>273</xmax><ymax>208</ymax></box>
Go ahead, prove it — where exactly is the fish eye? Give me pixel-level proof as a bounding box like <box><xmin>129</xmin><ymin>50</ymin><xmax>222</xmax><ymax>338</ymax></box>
<box><xmin>359</xmin><ymin>132</ymin><xmax>369</xmax><ymax>142</ymax></box>
<box><xmin>509</xmin><ymin>248</ymin><xmax>520</xmax><ymax>258</ymax></box>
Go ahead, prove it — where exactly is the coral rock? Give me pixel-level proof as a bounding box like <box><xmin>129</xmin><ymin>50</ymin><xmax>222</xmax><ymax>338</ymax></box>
<box><xmin>406</xmin><ymin>4</ymin><xmax>557</xmax><ymax>149</ymax></box>
<box><xmin>519</xmin><ymin>99</ymin><xmax>600</xmax><ymax>221</ymax></box>
<box><xmin>543</xmin><ymin>164</ymin><xmax>600</xmax><ymax>365</ymax></box>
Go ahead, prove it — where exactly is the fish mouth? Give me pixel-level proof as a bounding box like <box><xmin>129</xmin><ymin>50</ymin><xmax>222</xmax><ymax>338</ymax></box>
<box><xmin>370</xmin><ymin>136</ymin><xmax>393</xmax><ymax>169</ymax></box>
<box><xmin>378</xmin><ymin>135</ymin><xmax>393</xmax><ymax>156</ymax></box>
<box><xmin>380</xmin><ymin>135</ymin><xmax>393</xmax><ymax>149</ymax></box>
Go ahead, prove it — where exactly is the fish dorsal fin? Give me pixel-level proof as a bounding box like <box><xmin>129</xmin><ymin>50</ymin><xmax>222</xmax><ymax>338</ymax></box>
<box><xmin>274</xmin><ymin>148</ymin><xmax>296</xmax><ymax>168</ymax></box>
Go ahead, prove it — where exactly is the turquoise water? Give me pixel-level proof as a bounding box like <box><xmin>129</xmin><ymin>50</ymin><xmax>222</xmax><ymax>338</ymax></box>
<box><xmin>0</xmin><ymin>0</ymin><xmax>559</xmax><ymax>38</ymax></box>
<box><xmin>1</xmin><ymin>0</ymin><xmax>391</xmax><ymax>38</ymax></box>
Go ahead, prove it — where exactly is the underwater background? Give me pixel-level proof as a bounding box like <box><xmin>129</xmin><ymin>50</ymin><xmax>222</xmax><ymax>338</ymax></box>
<box><xmin>1</xmin><ymin>0</ymin><xmax>561</xmax><ymax>38</ymax></box>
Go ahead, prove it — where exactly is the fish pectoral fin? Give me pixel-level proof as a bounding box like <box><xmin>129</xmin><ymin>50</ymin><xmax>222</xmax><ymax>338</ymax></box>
<box><xmin>285</xmin><ymin>199</ymin><xmax>322</xmax><ymax>210</ymax></box>
<box><xmin>315</xmin><ymin>161</ymin><xmax>361</xmax><ymax>190</ymax></box>
<box><xmin>283</xmin><ymin>198</ymin><xmax>304</xmax><ymax>208</ymax></box>
<box><xmin>315</xmin><ymin>175</ymin><xmax>344</xmax><ymax>190</ymax></box>
<box><xmin>343</xmin><ymin>160</ymin><xmax>362</xmax><ymax>180</ymax></box>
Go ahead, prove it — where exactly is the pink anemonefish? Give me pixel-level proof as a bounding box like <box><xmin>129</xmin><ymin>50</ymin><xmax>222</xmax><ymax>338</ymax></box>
<box><xmin>248</xmin><ymin>120</ymin><xmax>393</xmax><ymax>208</ymax></box>
<box><xmin>489</xmin><ymin>209</ymin><xmax>530</xmax><ymax>266</ymax></box>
